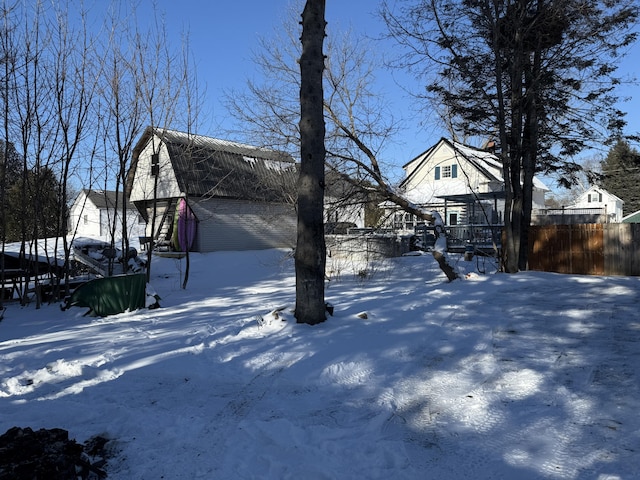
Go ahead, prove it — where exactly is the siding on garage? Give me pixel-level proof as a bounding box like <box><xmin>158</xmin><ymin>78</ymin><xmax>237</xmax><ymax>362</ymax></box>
<box><xmin>192</xmin><ymin>198</ymin><xmax>296</xmax><ymax>252</ymax></box>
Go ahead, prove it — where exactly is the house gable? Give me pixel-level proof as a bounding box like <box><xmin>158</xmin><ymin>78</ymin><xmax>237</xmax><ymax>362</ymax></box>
<box><xmin>574</xmin><ymin>187</ymin><xmax>623</xmax><ymax>208</ymax></box>
<box><xmin>572</xmin><ymin>186</ymin><xmax>624</xmax><ymax>222</ymax></box>
<box><xmin>399</xmin><ymin>138</ymin><xmax>502</xmax><ymax>205</ymax></box>
<box><xmin>69</xmin><ymin>190</ymin><xmax>101</xmax><ymax>238</ymax></box>
<box><xmin>381</xmin><ymin>138</ymin><xmax>552</xmax><ymax>230</ymax></box>
<box><xmin>129</xmin><ymin>133</ymin><xmax>182</xmax><ymax>204</ymax></box>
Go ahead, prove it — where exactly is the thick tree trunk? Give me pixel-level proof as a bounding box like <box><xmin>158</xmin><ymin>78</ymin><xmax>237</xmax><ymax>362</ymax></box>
<box><xmin>503</xmin><ymin>25</ymin><xmax>526</xmax><ymax>274</ymax></box>
<box><xmin>295</xmin><ymin>0</ymin><xmax>327</xmax><ymax>325</ymax></box>
<box><xmin>504</xmin><ymin>153</ymin><xmax>524</xmax><ymax>273</ymax></box>
<box><xmin>519</xmin><ymin>48</ymin><xmax>542</xmax><ymax>271</ymax></box>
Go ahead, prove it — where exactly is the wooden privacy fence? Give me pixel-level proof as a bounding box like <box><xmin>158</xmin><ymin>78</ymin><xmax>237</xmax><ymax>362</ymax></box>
<box><xmin>528</xmin><ymin>223</ymin><xmax>640</xmax><ymax>276</ymax></box>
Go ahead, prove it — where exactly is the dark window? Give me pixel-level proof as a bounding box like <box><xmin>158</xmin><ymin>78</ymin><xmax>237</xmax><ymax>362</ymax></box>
<box><xmin>151</xmin><ymin>153</ymin><xmax>159</xmax><ymax>176</ymax></box>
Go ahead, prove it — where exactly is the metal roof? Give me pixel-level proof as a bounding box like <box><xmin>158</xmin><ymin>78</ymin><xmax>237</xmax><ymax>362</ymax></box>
<box><xmin>83</xmin><ymin>189</ymin><xmax>136</xmax><ymax>210</ymax></box>
<box><xmin>622</xmin><ymin>210</ymin><xmax>640</xmax><ymax>223</ymax></box>
<box><xmin>132</xmin><ymin>128</ymin><xmax>298</xmax><ymax>203</ymax></box>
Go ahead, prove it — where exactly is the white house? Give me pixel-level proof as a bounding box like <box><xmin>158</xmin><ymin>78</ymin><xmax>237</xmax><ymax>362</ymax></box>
<box><xmin>69</xmin><ymin>189</ymin><xmax>146</xmax><ymax>244</ymax></box>
<box><xmin>570</xmin><ymin>186</ymin><xmax>624</xmax><ymax>223</ymax></box>
<box><xmin>384</xmin><ymin>138</ymin><xmax>548</xmax><ymax>230</ymax></box>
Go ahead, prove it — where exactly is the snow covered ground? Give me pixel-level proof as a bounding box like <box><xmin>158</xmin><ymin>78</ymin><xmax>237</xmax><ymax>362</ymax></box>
<box><xmin>1</xmin><ymin>247</ymin><xmax>639</xmax><ymax>479</ymax></box>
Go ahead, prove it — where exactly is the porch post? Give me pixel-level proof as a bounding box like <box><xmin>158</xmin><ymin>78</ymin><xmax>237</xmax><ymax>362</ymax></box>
<box><xmin>444</xmin><ymin>199</ymin><xmax>448</xmax><ymax>226</ymax></box>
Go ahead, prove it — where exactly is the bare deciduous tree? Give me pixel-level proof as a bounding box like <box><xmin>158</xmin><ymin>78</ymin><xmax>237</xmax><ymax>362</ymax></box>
<box><xmin>93</xmin><ymin>4</ymin><xmax>201</xmax><ymax>281</ymax></box>
<box><xmin>226</xmin><ymin>1</ymin><xmax>459</xmax><ymax>282</ymax></box>
<box><xmin>0</xmin><ymin>1</ymin><xmax>203</xmax><ymax>312</ymax></box>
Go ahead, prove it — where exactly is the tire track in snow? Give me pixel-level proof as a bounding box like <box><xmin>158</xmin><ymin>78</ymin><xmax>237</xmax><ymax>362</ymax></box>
<box><xmin>488</xmin><ymin>299</ymin><xmax>640</xmax><ymax>478</ymax></box>
<box><xmin>206</xmin><ymin>356</ymin><xmax>297</xmax><ymax>477</ymax></box>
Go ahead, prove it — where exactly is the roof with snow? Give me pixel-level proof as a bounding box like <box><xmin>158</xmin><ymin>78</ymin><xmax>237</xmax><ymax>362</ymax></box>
<box><xmin>128</xmin><ymin>127</ymin><xmax>298</xmax><ymax>203</ymax></box>
<box><xmin>401</xmin><ymin>138</ymin><xmax>549</xmax><ymax>192</ymax></box>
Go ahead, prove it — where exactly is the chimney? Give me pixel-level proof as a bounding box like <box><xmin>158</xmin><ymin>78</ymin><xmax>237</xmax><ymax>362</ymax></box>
<box><xmin>483</xmin><ymin>140</ymin><xmax>496</xmax><ymax>153</ymax></box>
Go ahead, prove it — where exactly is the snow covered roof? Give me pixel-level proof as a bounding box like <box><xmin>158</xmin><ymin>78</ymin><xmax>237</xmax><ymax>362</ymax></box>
<box><xmin>401</xmin><ymin>138</ymin><xmax>549</xmax><ymax>192</ymax></box>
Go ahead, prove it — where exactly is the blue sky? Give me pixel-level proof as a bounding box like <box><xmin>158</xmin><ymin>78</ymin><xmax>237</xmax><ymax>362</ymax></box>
<box><xmin>149</xmin><ymin>0</ymin><xmax>430</xmax><ymax>172</ymax></box>
<box><xmin>132</xmin><ymin>1</ymin><xmax>639</xmax><ymax>189</ymax></box>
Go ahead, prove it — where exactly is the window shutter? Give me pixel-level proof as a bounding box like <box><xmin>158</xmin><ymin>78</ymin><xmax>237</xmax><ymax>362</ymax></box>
<box><xmin>451</xmin><ymin>164</ymin><xmax>458</xmax><ymax>178</ymax></box>
<box><xmin>435</xmin><ymin>166</ymin><xmax>440</xmax><ymax>180</ymax></box>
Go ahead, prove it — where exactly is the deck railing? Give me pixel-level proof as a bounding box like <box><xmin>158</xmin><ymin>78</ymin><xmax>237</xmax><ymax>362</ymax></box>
<box><xmin>415</xmin><ymin>224</ymin><xmax>503</xmax><ymax>250</ymax></box>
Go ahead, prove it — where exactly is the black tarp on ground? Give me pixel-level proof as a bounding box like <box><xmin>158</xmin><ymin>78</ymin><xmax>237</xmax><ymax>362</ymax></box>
<box><xmin>61</xmin><ymin>273</ymin><xmax>147</xmax><ymax>317</ymax></box>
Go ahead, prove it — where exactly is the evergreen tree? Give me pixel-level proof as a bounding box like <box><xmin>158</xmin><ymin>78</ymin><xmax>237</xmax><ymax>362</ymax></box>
<box><xmin>601</xmin><ymin>140</ymin><xmax>640</xmax><ymax>215</ymax></box>
<box><xmin>0</xmin><ymin>140</ymin><xmax>22</xmax><ymax>181</ymax></box>
<box><xmin>4</xmin><ymin>166</ymin><xmax>63</xmax><ymax>243</ymax></box>
<box><xmin>0</xmin><ymin>141</ymin><xmax>25</xmax><ymax>243</ymax></box>
<box><xmin>382</xmin><ymin>0</ymin><xmax>638</xmax><ymax>272</ymax></box>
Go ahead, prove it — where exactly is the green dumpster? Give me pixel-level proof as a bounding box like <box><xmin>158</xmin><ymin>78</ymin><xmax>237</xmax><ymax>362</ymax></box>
<box><xmin>61</xmin><ymin>273</ymin><xmax>147</xmax><ymax>317</ymax></box>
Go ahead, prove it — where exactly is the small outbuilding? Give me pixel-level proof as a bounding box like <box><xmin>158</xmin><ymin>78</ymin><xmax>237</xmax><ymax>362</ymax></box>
<box><xmin>622</xmin><ymin>210</ymin><xmax>640</xmax><ymax>223</ymax></box>
<box><xmin>68</xmin><ymin>189</ymin><xmax>146</xmax><ymax>244</ymax></box>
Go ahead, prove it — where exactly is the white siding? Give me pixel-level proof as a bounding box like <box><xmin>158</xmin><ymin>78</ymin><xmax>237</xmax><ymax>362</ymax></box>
<box><xmin>402</xmin><ymin>142</ymin><xmax>497</xmax><ymax>205</ymax></box>
<box><xmin>130</xmin><ymin>135</ymin><xmax>182</xmax><ymax>203</ymax></box>
<box><xmin>573</xmin><ymin>187</ymin><xmax>624</xmax><ymax>222</ymax></box>
<box><xmin>191</xmin><ymin>198</ymin><xmax>296</xmax><ymax>252</ymax></box>
<box><xmin>69</xmin><ymin>191</ymin><xmax>146</xmax><ymax>244</ymax></box>
<box><xmin>382</xmin><ymin>139</ymin><xmax>550</xmax><ymax>229</ymax></box>
<box><xmin>69</xmin><ymin>192</ymin><xmax>101</xmax><ymax>238</ymax></box>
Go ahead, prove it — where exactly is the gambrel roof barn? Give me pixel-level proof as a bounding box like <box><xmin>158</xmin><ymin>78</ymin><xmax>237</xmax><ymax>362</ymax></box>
<box><xmin>127</xmin><ymin>127</ymin><xmax>298</xmax><ymax>252</ymax></box>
